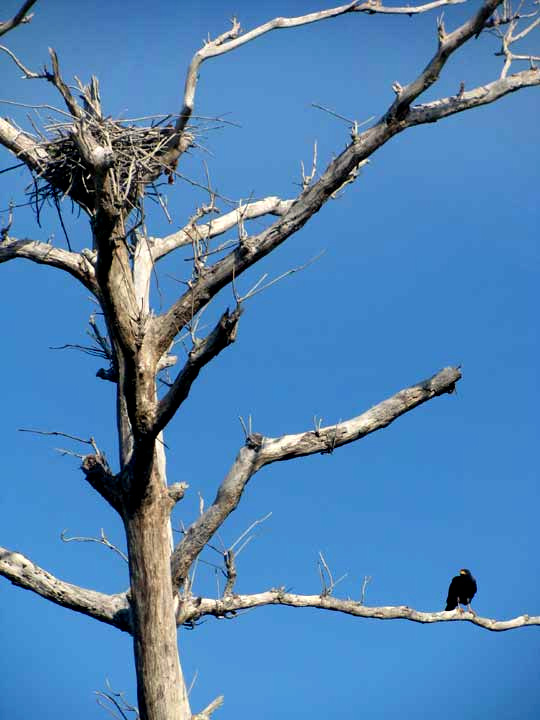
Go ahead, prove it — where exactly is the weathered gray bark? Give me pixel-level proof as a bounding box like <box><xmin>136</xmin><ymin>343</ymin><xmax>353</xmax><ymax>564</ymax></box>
<box><xmin>0</xmin><ymin>2</ymin><xmax>539</xmax><ymax>719</ymax></box>
<box><xmin>123</xmin><ymin>468</ymin><xmax>190</xmax><ymax>720</ymax></box>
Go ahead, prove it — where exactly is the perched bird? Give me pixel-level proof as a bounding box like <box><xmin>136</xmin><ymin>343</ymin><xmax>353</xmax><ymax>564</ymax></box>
<box><xmin>445</xmin><ymin>568</ymin><xmax>477</xmax><ymax>613</ymax></box>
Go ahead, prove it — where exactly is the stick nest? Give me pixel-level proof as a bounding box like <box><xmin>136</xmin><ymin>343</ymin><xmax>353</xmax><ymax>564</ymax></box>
<box><xmin>28</xmin><ymin>115</ymin><xmax>194</xmax><ymax>215</ymax></box>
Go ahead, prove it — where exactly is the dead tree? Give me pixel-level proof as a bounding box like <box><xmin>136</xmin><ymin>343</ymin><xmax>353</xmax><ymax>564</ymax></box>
<box><xmin>0</xmin><ymin>2</ymin><xmax>539</xmax><ymax>719</ymax></box>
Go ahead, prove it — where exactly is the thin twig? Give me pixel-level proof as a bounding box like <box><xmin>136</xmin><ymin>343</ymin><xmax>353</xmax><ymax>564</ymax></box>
<box><xmin>61</xmin><ymin>528</ymin><xmax>128</xmax><ymax>563</ymax></box>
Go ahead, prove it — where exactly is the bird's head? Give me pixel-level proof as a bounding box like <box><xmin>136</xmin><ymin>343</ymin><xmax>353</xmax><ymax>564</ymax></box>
<box><xmin>459</xmin><ymin>568</ymin><xmax>471</xmax><ymax>576</ymax></box>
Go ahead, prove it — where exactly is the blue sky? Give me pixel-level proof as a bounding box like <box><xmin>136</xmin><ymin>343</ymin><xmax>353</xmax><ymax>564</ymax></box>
<box><xmin>0</xmin><ymin>1</ymin><xmax>538</xmax><ymax>718</ymax></box>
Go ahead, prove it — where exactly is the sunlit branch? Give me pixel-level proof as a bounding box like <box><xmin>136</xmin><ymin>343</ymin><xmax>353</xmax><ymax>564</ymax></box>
<box><xmin>0</xmin><ymin>546</ymin><xmax>131</xmax><ymax>632</ymax></box>
<box><xmin>151</xmin><ymin>196</ymin><xmax>294</xmax><ymax>260</ymax></box>
<box><xmin>0</xmin><ymin>236</ymin><xmax>97</xmax><ymax>292</ymax></box>
<box><xmin>176</xmin><ymin>0</ymin><xmax>466</xmax><ymax>135</ymax></box>
<box><xmin>181</xmin><ymin>591</ymin><xmax>540</xmax><ymax>632</ymax></box>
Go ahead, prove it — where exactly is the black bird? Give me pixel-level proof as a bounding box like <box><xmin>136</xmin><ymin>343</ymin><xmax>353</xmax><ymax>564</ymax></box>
<box><xmin>445</xmin><ymin>568</ymin><xmax>477</xmax><ymax>613</ymax></box>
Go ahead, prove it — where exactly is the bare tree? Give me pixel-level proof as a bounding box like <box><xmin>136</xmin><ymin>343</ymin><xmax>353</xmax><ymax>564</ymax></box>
<box><xmin>0</xmin><ymin>2</ymin><xmax>539</xmax><ymax>719</ymax></box>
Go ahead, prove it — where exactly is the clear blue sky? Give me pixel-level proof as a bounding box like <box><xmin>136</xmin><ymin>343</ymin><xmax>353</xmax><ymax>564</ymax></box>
<box><xmin>1</xmin><ymin>1</ymin><xmax>538</xmax><ymax>718</ymax></box>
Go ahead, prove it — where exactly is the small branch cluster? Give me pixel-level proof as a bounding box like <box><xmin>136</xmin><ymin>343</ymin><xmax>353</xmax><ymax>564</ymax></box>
<box><xmin>490</xmin><ymin>0</ymin><xmax>540</xmax><ymax>77</ymax></box>
<box><xmin>318</xmin><ymin>551</ymin><xmax>348</xmax><ymax>596</ymax></box>
<box><xmin>95</xmin><ymin>680</ymin><xmax>140</xmax><ymax>720</ymax></box>
<box><xmin>61</xmin><ymin>528</ymin><xmax>128</xmax><ymax>563</ymax></box>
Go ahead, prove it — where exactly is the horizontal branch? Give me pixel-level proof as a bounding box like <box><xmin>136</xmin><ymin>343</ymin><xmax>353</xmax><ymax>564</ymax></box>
<box><xmin>171</xmin><ymin>366</ymin><xmax>461</xmax><ymax>587</ymax></box>
<box><xmin>151</xmin><ymin>197</ymin><xmax>294</xmax><ymax>261</ymax></box>
<box><xmin>0</xmin><ymin>546</ymin><xmax>131</xmax><ymax>632</ymax></box>
<box><xmin>181</xmin><ymin>591</ymin><xmax>540</xmax><ymax>632</ymax></box>
<box><xmin>0</xmin><ymin>236</ymin><xmax>97</xmax><ymax>292</ymax></box>
<box><xmin>408</xmin><ymin>68</ymin><xmax>540</xmax><ymax>124</ymax></box>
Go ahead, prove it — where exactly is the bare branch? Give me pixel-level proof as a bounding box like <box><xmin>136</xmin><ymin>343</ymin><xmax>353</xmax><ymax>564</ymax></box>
<box><xmin>152</xmin><ymin>196</ymin><xmax>294</xmax><ymax>260</ymax></box>
<box><xmin>385</xmin><ymin>0</ymin><xmax>508</xmax><ymax>121</ymax></box>
<box><xmin>407</xmin><ymin>68</ymin><xmax>540</xmax><ymax>124</ymax></box>
<box><xmin>168</xmin><ymin>482</ymin><xmax>190</xmax><ymax>506</ymax></box>
<box><xmin>0</xmin><ymin>116</ymin><xmax>50</xmax><ymax>173</ymax></box>
<box><xmin>171</xmin><ymin>367</ymin><xmax>460</xmax><ymax>587</ymax></box>
<box><xmin>171</xmin><ymin>444</ymin><xmax>260</xmax><ymax>588</ymax></box>
<box><xmin>19</xmin><ymin>427</ymin><xmax>102</xmax><ymax>452</ymax></box>
<box><xmin>222</xmin><ymin>550</ymin><xmax>237</xmax><ymax>597</ymax></box>
<box><xmin>360</xmin><ymin>575</ymin><xmax>373</xmax><ymax>604</ymax></box>
<box><xmin>229</xmin><ymin>512</ymin><xmax>272</xmax><ymax>554</ymax></box>
<box><xmin>192</xmin><ymin>695</ymin><xmax>224</xmax><ymax>720</ymax></box>
<box><xmin>155</xmin><ymin>306</ymin><xmax>242</xmax><ymax>434</ymax></box>
<box><xmin>0</xmin><ymin>0</ymin><xmax>37</xmax><ymax>38</ymax></box>
<box><xmin>0</xmin><ymin>236</ymin><xmax>97</xmax><ymax>291</ymax></box>
<box><xmin>255</xmin><ymin>366</ymin><xmax>461</xmax><ymax>465</ymax></box>
<box><xmin>182</xmin><ymin>590</ymin><xmax>540</xmax><ymax>633</ymax></box>
<box><xmin>61</xmin><ymin>528</ymin><xmax>128</xmax><ymax>563</ymax></box>
<box><xmin>176</xmin><ymin>0</ymin><xmax>465</xmax><ymax>136</ymax></box>
<box><xmin>0</xmin><ymin>546</ymin><xmax>131</xmax><ymax>632</ymax></box>
<box><xmin>81</xmin><ymin>453</ymin><xmax>124</xmax><ymax>515</ymax></box>
<box><xmin>95</xmin><ymin>681</ymin><xmax>140</xmax><ymax>720</ymax></box>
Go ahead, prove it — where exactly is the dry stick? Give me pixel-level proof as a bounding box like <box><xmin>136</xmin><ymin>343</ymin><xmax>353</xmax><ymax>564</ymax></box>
<box><xmin>192</xmin><ymin>695</ymin><xmax>224</xmax><ymax>720</ymax></box>
<box><xmin>61</xmin><ymin>528</ymin><xmax>128</xmax><ymax>563</ymax></box>
<box><xmin>229</xmin><ymin>512</ymin><xmax>272</xmax><ymax>554</ymax></box>
<box><xmin>187</xmin><ymin>669</ymin><xmax>199</xmax><ymax>697</ymax></box>
<box><xmin>301</xmin><ymin>140</ymin><xmax>318</xmax><ymax>189</ymax></box>
<box><xmin>18</xmin><ymin>427</ymin><xmax>101</xmax><ymax>456</ymax></box>
<box><xmin>360</xmin><ymin>575</ymin><xmax>373</xmax><ymax>604</ymax></box>
<box><xmin>237</xmin><ymin>251</ymin><xmax>325</xmax><ymax>303</ymax></box>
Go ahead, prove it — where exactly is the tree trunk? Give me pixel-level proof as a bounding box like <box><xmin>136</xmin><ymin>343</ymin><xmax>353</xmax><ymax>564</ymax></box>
<box><xmin>124</xmin><ymin>473</ymin><xmax>190</xmax><ymax>720</ymax></box>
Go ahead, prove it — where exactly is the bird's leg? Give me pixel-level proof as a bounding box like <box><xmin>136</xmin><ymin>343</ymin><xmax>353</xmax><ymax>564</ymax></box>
<box><xmin>467</xmin><ymin>603</ymin><xmax>476</xmax><ymax>616</ymax></box>
<box><xmin>456</xmin><ymin>597</ymin><xmax>464</xmax><ymax>614</ymax></box>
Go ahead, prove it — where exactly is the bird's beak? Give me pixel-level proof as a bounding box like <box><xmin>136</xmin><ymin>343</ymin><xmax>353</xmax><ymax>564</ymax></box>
<box><xmin>459</xmin><ymin>569</ymin><xmax>466</xmax><ymax>575</ymax></box>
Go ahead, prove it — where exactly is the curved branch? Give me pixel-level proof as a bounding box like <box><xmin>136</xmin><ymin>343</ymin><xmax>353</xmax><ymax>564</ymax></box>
<box><xmin>182</xmin><ymin>591</ymin><xmax>540</xmax><ymax>632</ymax></box>
<box><xmin>176</xmin><ymin>0</ymin><xmax>465</xmax><ymax>135</ymax></box>
<box><xmin>151</xmin><ymin>196</ymin><xmax>294</xmax><ymax>261</ymax></box>
<box><xmin>0</xmin><ymin>546</ymin><xmax>131</xmax><ymax>632</ymax></box>
<box><xmin>171</xmin><ymin>366</ymin><xmax>461</xmax><ymax>587</ymax></box>
<box><xmin>0</xmin><ymin>236</ymin><xmax>97</xmax><ymax>292</ymax></box>
<box><xmin>0</xmin><ymin>117</ymin><xmax>49</xmax><ymax>173</ymax></box>
<box><xmin>0</xmin><ymin>0</ymin><xmax>36</xmax><ymax>38</ymax></box>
